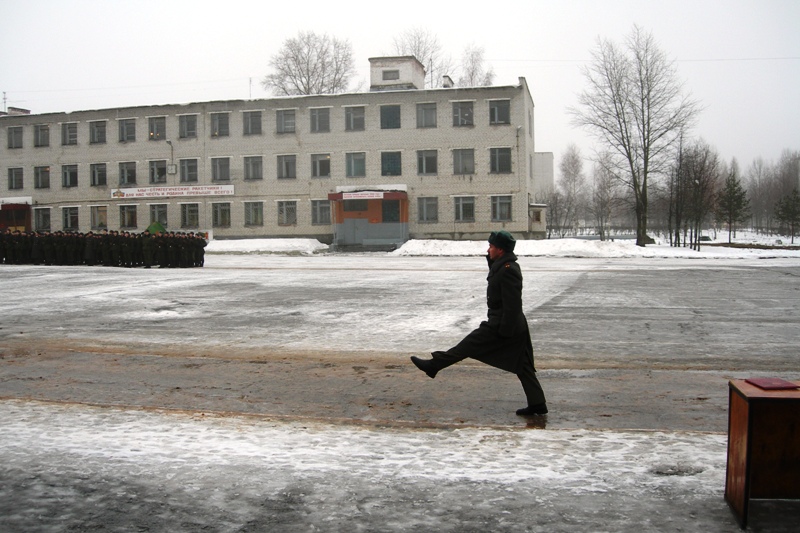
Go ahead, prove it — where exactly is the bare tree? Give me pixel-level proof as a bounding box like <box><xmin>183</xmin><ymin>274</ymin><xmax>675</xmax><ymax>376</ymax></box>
<box><xmin>570</xmin><ymin>25</ymin><xmax>700</xmax><ymax>246</ymax></box>
<box><xmin>458</xmin><ymin>44</ymin><xmax>495</xmax><ymax>87</ymax></box>
<box><xmin>392</xmin><ymin>28</ymin><xmax>454</xmax><ymax>88</ymax></box>
<box><xmin>588</xmin><ymin>155</ymin><xmax>624</xmax><ymax>240</ymax></box>
<box><xmin>682</xmin><ymin>140</ymin><xmax>721</xmax><ymax>250</ymax></box>
<box><xmin>262</xmin><ymin>31</ymin><xmax>356</xmax><ymax>96</ymax></box>
<box><xmin>558</xmin><ymin>144</ymin><xmax>587</xmax><ymax>235</ymax></box>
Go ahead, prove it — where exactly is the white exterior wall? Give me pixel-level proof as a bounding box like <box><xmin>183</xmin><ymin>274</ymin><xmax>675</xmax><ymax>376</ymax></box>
<box><xmin>1</xmin><ymin>78</ymin><xmax>553</xmax><ymax>242</ymax></box>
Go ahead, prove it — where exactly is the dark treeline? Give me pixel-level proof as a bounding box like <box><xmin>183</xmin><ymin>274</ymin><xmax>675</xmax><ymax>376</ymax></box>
<box><xmin>0</xmin><ymin>229</ymin><xmax>207</xmax><ymax>268</ymax></box>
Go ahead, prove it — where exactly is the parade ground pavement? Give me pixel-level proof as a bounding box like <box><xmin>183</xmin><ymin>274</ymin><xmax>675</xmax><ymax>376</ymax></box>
<box><xmin>2</xmin><ymin>251</ymin><xmax>799</xmax><ymax>532</ymax></box>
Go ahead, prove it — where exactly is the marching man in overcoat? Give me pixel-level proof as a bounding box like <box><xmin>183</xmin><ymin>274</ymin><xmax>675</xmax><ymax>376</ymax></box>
<box><xmin>411</xmin><ymin>230</ymin><xmax>548</xmax><ymax>416</ymax></box>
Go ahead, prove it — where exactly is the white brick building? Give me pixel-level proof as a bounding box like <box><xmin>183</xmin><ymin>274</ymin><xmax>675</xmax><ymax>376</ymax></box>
<box><xmin>1</xmin><ymin>57</ymin><xmax>553</xmax><ymax>247</ymax></box>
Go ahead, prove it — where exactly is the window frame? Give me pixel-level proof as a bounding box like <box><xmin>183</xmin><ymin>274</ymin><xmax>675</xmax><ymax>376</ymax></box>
<box><xmin>417</xmin><ymin>197</ymin><xmax>438</xmax><ymax>223</ymax></box>
<box><xmin>381</xmin><ymin>151</ymin><xmax>402</xmax><ymax>176</ymax></box>
<box><xmin>417</xmin><ymin>150</ymin><xmax>438</xmax><ymax>175</ymax></box>
<box><xmin>61</xmin><ymin>122</ymin><xmax>78</xmax><ymax>145</ymax></box>
<box><xmin>179</xmin><ymin>158</ymin><xmax>198</xmax><ymax>183</ymax></box>
<box><xmin>148</xmin><ymin>116</ymin><xmax>167</xmax><ymax>141</ymax></box>
<box><xmin>346</xmin><ymin>152</ymin><xmax>366</xmax><ymax>178</ymax></box>
<box><xmin>453</xmin><ymin>149</ymin><xmax>475</xmax><ymax>175</ymax></box>
<box><xmin>244</xmin><ymin>201</ymin><xmax>264</xmax><ymax>226</ymax></box>
<box><xmin>91</xmin><ymin>205</ymin><xmax>108</xmax><ymax>230</ymax></box>
<box><xmin>310</xmin><ymin>108</ymin><xmax>330</xmax><ymax>133</ymax></box>
<box><xmin>7</xmin><ymin>126</ymin><xmax>23</xmax><ymax>149</ymax></box>
<box><xmin>34</xmin><ymin>207</ymin><xmax>51</xmax><ymax>232</ymax></box>
<box><xmin>454</xmin><ymin>196</ymin><xmax>475</xmax><ymax>223</ymax></box>
<box><xmin>452</xmin><ymin>101</ymin><xmax>474</xmax><ymax>127</ymax></box>
<box><xmin>62</xmin><ymin>164</ymin><xmax>79</xmax><ymax>188</ymax></box>
<box><xmin>416</xmin><ymin>103</ymin><xmax>437</xmax><ymax>128</ymax></box>
<box><xmin>277</xmin><ymin>200</ymin><xmax>297</xmax><ymax>226</ymax></box>
<box><xmin>62</xmin><ymin>206</ymin><xmax>79</xmax><ymax>231</ymax></box>
<box><xmin>491</xmin><ymin>195</ymin><xmax>513</xmax><ymax>222</ymax></box>
<box><xmin>211</xmin><ymin>157</ymin><xmax>231</xmax><ymax>181</ymax></box>
<box><xmin>244</xmin><ymin>156</ymin><xmax>263</xmax><ymax>181</ymax></box>
<box><xmin>344</xmin><ymin>106</ymin><xmax>365</xmax><ymax>131</ymax></box>
<box><xmin>8</xmin><ymin>168</ymin><xmax>23</xmax><ymax>190</ymax></box>
<box><xmin>118</xmin><ymin>119</ymin><xmax>136</xmax><ymax>142</ymax></box>
<box><xmin>90</xmin><ymin>163</ymin><xmax>107</xmax><ymax>186</ymax></box>
<box><xmin>210</xmin><ymin>112</ymin><xmax>230</xmax><ymax>137</ymax></box>
<box><xmin>277</xmin><ymin>154</ymin><xmax>297</xmax><ymax>180</ymax></box>
<box><xmin>179</xmin><ymin>115</ymin><xmax>198</xmax><ymax>139</ymax></box>
<box><xmin>490</xmin><ymin>147</ymin><xmax>512</xmax><ymax>174</ymax></box>
<box><xmin>119</xmin><ymin>205</ymin><xmax>138</xmax><ymax>229</ymax></box>
<box><xmin>243</xmin><ymin>111</ymin><xmax>262</xmax><ymax>135</ymax></box>
<box><xmin>181</xmin><ymin>203</ymin><xmax>199</xmax><ymax>228</ymax></box>
<box><xmin>311</xmin><ymin>199</ymin><xmax>331</xmax><ymax>225</ymax></box>
<box><xmin>211</xmin><ymin>202</ymin><xmax>231</xmax><ymax>228</ymax></box>
<box><xmin>380</xmin><ymin>105</ymin><xmax>401</xmax><ymax>129</ymax></box>
<box><xmin>149</xmin><ymin>160</ymin><xmax>168</xmax><ymax>184</ymax></box>
<box><xmin>119</xmin><ymin>162</ymin><xmax>137</xmax><ymax>185</ymax></box>
<box><xmin>489</xmin><ymin>100</ymin><xmax>511</xmax><ymax>125</ymax></box>
<box><xmin>89</xmin><ymin>121</ymin><xmax>107</xmax><ymax>144</ymax></box>
<box><xmin>34</xmin><ymin>166</ymin><xmax>51</xmax><ymax>189</ymax></box>
<box><xmin>311</xmin><ymin>153</ymin><xmax>331</xmax><ymax>178</ymax></box>
<box><xmin>150</xmin><ymin>204</ymin><xmax>168</xmax><ymax>227</ymax></box>
<box><xmin>34</xmin><ymin>124</ymin><xmax>50</xmax><ymax>147</ymax></box>
<box><xmin>276</xmin><ymin>109</ymin><xmax>296</xmax><ymax>133</ymax></box>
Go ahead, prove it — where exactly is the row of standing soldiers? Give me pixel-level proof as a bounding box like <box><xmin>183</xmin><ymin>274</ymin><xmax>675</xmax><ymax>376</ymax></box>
<box><xmin>0</xmin><ymin>229</ymin><xmax>207</xmax><ymax>268</ymax></box>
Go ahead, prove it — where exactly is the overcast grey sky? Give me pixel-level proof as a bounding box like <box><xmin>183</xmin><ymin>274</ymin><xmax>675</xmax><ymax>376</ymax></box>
<box><xmin>2</xmin><ymin>0</ymin><xmax>798</xmax><ymax>176</ymax></box>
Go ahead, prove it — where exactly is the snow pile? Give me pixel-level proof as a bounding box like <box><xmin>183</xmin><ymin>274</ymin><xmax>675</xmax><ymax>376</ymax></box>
<box><xmin>205</xmin><ymin>236</ymin><xmax>800</xmax><ymax>259</ymax></box>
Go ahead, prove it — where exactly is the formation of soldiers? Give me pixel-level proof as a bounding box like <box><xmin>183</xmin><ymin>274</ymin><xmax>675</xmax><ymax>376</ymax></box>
<box><xmin>0</xmin><ymin>229</ymin><xmax>207</xmax><ymax>268</ymax></box>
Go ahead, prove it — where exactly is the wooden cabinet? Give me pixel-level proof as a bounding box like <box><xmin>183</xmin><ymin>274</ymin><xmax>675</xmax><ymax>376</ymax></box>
<box><xmin>725</xmin><ymin>379</ymin><xmax>800</xmax><ymax>528</ymax></box>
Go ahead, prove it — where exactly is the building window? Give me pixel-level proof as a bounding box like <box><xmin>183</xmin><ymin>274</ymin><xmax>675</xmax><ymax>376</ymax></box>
<box><xmin>381</xmin><ymin>152</ymin><xmax>402</xmax><ymax>176</ymax></box>
<box><xmin>61</xmin><ymin>122</ymin><xmax>78</xmax><ymax>145</ymax></box>
<box><xmin>34</xmin><ymin>124</ymin><xmax>49</xmax><ymax>147</ymax></box>
<box><xmin>453</xmin><ymin>101</ymin><xmax>474</xmax><ymax>126</ymax></box>
<box><xmin>62</xmin><ymin>207</ymin><xmax>79</xmax><ymax>231</ymax></box>
<box><xmin>149</xmin><ymin>117</ymin><xmax>166</xmax><ymax>140</ymax></box>
<box><xmin>310</xmin><ymin>108</ymin><xmax>330</xmax><ymax>133</ymax></box>
<box><xmin>243</xmin><ymin>111</ymin><xmax>262</xmax><ymax>135</ymax></box>
<box><xmin>149</xmin><ymin>160</ymin><xmax>168</xmax><ymax>184</ymax></box>
<box><xmin>277</xmin><ymin>155</ymin><xmax>296</xmax><ymax>179</ymax></box>
<box><xmin>345</xmin><ymin>106</ymin><xmax>365</xmax><ymax>131</ymax></box>
<box><xmin>311</xmin><ymin>200</ymin><xmax>331</xmax><ymax>225</ymax></box>
<box><xmin>489</xmin><ymin>100</ymin><xmax>511</xmax><ymax>125</ymax></box>
<box><xmin>179</xmin><ymin>115</ymin><xmax>197</xmax><ymax>139</ymax></box>
<box><xmin>382</xmin><ymin>69</ymin><xmax>400</xmax><ymax>80</ymax></box>
<box><xmin>416</xmin><ymin>103</ymin><xmax>437</xmax><ymax>128</ymax></box>
<box><xmin>180</xmin><ymin>159</ymin><xmax>198</xmax><ymax>183</ymax></box>
<box><xmin>34</xmin><ymin>166</ymin><xmax>50</xmax><ymax>189</ymax></box>
<box><xmin>7</xmin><ymin>126</ymin><xmax>23</xmax><ymax>148</ymax></box>
<box><xmin>244</xmin><ymin>156</ymin><xmax>263</xmax><ymax>180</ymax></box>
<box><xmin>492</xmin><ymin>195</ymin><xmax>512</xmax><ymax>222</ymax></box>
<box><xmin>380</xmin><ymin>105</ymin><xmax>401</xmax><ymax>129</ymax></box>
<box><xmin>210</xmin><ymin>113</ymin><xmax>229</xmax><ymax>137</ymax></box>
<box><xmin>62</xmin><ymin>165</ymin><xmax>78</xmax><ymax>187</ymax></box>
<box><xmin>34</xmin><ymin>208</ymin><xmax>51</xmax><ymax>232</ymax></box>
<box><xmin>89</xmin><ymin>121</ymin><xmax>107</xmax><ymax>144</ymax></box>
<box><xmin>90</xmin><ymin>163</ymin><xmax>107</xmax><ymax>186</ymax></box>
<box><xmin>490</xmin><ymin>148</ymin><xmax>512</xmax><ymax>173</ymax></box>
<box><xmin>418</xmin><ymin>197</ymin><xmax>438</xmax><ymax>223</ymax></box>
<box><xmin>150</xmin><ymin>204</ymin><xmax>168</xmax><ymax>227</ymax></box>
<box><xmin>91</xmin><ymin>206</ymin><xmax>108</xmax><ymax>229</ymax></box>
<box><xmin>8</xmin><ymin>168</ymin><xmax>23</xmax><ymax>190</ymax></box>
<box><xmin>382</xmin><ymin>199</ymin><xmax>400</xmax><ymax>222</ymax></box>
<box><xmin>211</xmin><ymin>157</ymin><xmax>230</xmax><ymax>181</ymax></box>
<box><xmin>454</xmin><ymin>197</ymin><xmax>475</xmax><ymax>222</ymax></box>
<box><xmin>278</xmin><ymin>201</ymin><xmax>297</xmax><ymax>226</ymax></box>
<box><xmin>346</xmin><ymin>152</ymin><xmax>366</xmax><ymax>178</ymax></box>
<box><xmin>119</xmin><ymin>162</ymin><xmax>136</xmax><ymax>185</ymax></box>
<box><xmin>212</xmin><ymin>203</ymin><xmax>231</xmax><ymax>227</ymax></box>
<box><xmin>276</xmin><ymin>109</ymin><xmax>295</xmax><ymax>133</ymax></box>
<box><xmin>244</xmin><ymin>201</ymin><xmax>263</xmax><ymax>226</ymax></box>
<box><xmin>417</xmin><ymin>150</ymin><xmax>437</xmax><ymax>175</ymax></box>
<box><xmin>311</xmin><ymin>154</ymin><xmax>331</xmax><ymax>178</ymax></box>
<box><xmin>181</xmin><ymin>203</ymin><xmax>199</xmax><ymax>228</ymax></box>
<box><xmin>344</xmin><ymin>199</ymin><xmax>368</xmax><ymax>212</ymax></box>
<box><xmin>120</xmin><ymin>205</ymin><xmax>137</xmax><ymax>228</ymax></box>
<box><xmin>453</xmin><ymin>149</ymin><xmax>475</xmax><ymax>175</ymax></box>
<box><xmin>118</xmin><ymin>119</ymin><xmax>136</xmax><ymax>142</ymax></box>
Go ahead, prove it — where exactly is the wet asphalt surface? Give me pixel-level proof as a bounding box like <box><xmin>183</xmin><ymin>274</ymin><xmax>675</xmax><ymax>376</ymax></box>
<box><xmin>1</xmin><ymin>255</ymin><xmax>799</xmax><ymax>531</ymax></box>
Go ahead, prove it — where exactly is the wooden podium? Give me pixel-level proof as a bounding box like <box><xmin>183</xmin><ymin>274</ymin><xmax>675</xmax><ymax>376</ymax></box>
<box><xmin>725</xmin><ymin>379</ymin><xmax>800</xmax><ymax>528</ymax></box>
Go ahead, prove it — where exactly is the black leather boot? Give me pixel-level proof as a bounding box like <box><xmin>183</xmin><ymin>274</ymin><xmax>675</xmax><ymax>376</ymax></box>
<box><xmin>410</xmin><ymin>356</ymin><xmax>438</xmax><ymax>379</ymax></box>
